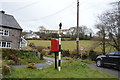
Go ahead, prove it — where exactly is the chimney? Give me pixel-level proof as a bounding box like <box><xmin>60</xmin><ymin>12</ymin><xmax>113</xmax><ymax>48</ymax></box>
<box><xmin>0</xmin><ymin>10</ymin><xmax>5</xmax><ymax>14</ymax></box>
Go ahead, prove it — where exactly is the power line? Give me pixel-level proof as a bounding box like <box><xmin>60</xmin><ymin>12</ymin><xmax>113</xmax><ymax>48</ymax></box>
<box><xmin>38</xmin><ymin>2</ymin><xmax>76</xmax><ymax>20</ymax></box>
<box><xmin>10</xmin><ymin>1</ymin><xmax>40</xmax><ymax>12</ymax></box>
<box><xmin>21</xmin><ymin>1</ymin><xmax>76</xmax><ymax>22</ymax></box>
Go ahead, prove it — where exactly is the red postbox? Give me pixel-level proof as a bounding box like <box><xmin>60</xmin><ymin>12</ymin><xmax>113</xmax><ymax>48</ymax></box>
<box><xmin>51</xmin><ymin>39</ymin><xmax>59</xmax><ymax>52</ymax></box>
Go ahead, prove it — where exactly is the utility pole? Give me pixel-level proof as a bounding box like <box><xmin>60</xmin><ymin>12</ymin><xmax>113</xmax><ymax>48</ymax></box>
<box><xmin>118</xmin><ymin>1</ymin><xmax>120</xmax><ymax>51</ymax></box>
<box><xmin>76</xmin><ymin>0</ymin><xmax>79</xmax><ymax>55</ymax></box>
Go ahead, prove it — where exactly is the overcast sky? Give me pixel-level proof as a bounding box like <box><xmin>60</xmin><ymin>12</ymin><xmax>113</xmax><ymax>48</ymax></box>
<box><xmin>0</xmin><ymin>0</ymin><xmax>119</xmax><ymax>33</ymax></box>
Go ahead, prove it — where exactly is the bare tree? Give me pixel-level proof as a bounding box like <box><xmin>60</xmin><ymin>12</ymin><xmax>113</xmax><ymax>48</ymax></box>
<box><xmin>95</xmin><ymin>24</ymin><xmax>106</xmax><ymax>54</ymax></box>
<box><xmin>68</xmin><ymin>26</ymin><xmax>93</xmax><ymax>40</ymax></box>
<box><xmin>96</xmin><ymin>1</ymin><xmax>120</xmax><ymax>51</ymax></box>
<box><xmin>39</xmin><ymin>26</ymin><xmax>46</xmax><ymax>33</ymax></box>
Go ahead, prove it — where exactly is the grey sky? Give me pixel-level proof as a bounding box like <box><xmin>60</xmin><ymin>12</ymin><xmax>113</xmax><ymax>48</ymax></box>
<box><xmin>0</xmin><ymin>0</ymin><xmax>118</xmax><ymax>33</ymax></box>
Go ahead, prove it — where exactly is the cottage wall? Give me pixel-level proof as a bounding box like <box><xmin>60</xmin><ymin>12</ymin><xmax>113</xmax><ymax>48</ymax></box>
<box><xmin>0</xmin><ymin>26</ymin><xmax>22</xmax><ymax>49</ymax></box>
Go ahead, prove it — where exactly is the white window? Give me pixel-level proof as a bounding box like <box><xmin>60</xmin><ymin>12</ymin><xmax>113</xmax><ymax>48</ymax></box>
<box><xmin>2</xmin><ymin>42</ymin><xmax>6</xmax><ymax>47</ymax></box>
<box><xmin>0</xmin><ymin>42</ymin><xmax>1</xmax><ymax>47</ymax></box>
<box><xmin>4</xmin><ymin>30</ymin><xmax>9</xmax><ymax>35</ymax></box>
<box><xmin>7</xmin><ymin>42</ymin><xmax>11</xmax><ymax>47</ymax></box>
<box><xmin>0</xmin><ymin>41</ymin><xmax>11</xmax><ymax>48</ymax></box>
<box><xmin>0</xmin><ymin>29</ymin><xmax>9</xmax><ymax>36</ymax></box>
<box><xmin>0</xmin><ymin>29</ymin><xmax>3</xmax><ymax>35</ymax></box>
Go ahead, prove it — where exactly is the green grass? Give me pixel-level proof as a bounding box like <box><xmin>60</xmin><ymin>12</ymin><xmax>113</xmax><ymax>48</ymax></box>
<box><xmin>28</xmin><ymin>40</ymin><xmax>96</xmax><ymax>51</ymax></box>
<box><xmin>28</xmin><ymin>40</ymin><xmax>115</xmax><ymax>53</ymax></box>
<box><xmin>5</xmin><ymin>60</ymin><xmax>117</xmax><ymax>78</ymax></box>
<box><xmin>80</xmin><ymin>59</ymin><xmax>95</xmax><ymax>64</ymax></box>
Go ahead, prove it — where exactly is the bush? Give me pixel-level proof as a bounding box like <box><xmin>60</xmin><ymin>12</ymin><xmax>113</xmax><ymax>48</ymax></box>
<box><xmin>62</xmin><ymin>57</ymin><xmax>73</xmax><ymax>60</ymax></box>
<box><xmin>41</xmin><ymin>49</ymin><xmax>50</xmax><ymax>55</ymax></box>
<box><xmin>35</xmin><ymin>46</ymin><xmax>46</xmax><ymax>52</ymax></box>
<box><xmin>81</xmin><ymin>52</ymin><xmax>88</xmax><ymax>59</ymax></box>
<box><xmin>40</xmin><ymin>54</ymin><xmax>44</xmax><ymax>60</ymax></box>
<box><xmin>88</xmin><ymin>50</ymin><xmax>97</xmax><ymax>61</ymax></box>
<box><xmin>62</xmin><ymin>50</ymin><xmax>70</xmax><ymax>57</ymax></box>
<box><xmin>1</xmin><ymin>48</ymin><xmax>44</xmax><ymax>64</ymax></box>
<box><xmin>6</xmin><ymin>60</ymin><xmax>15</xmax><ymax>65</ymax></box>
<box><xmin>8</xmin><ymin>55</ymin><xmax>19</xmax><ymax>64</ymax></box>
<box><xmin>2</xmin><ymin>63</ymin><xmax>10</xmax><ymax>76</ymax></box>
<box><xmin>27</xmin><ymin>63</ymin><xmax>36</xmax><ymax>69</ymax></box>
<box><xmin>29</xmin><ymin>43</ymin><xmax>35</xmax><ymax>48</ymax></box>
<box><xmin>80</xmin><ymin>62</ymin><xmax>87</xmax><ymax>67</ymax></box>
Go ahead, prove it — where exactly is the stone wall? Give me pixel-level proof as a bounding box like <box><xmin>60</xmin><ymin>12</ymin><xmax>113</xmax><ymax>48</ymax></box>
<box><xmin>0</xmin><ymin>26</ymin><xmax>22</xmax><ymax>49</ymax></box>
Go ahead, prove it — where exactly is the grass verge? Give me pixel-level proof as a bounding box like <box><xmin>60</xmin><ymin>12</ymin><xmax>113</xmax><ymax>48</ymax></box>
<box><xmin>4</xmin><ymin>60</ymin><xmax>117</xmax><ymax>78</ymax></box>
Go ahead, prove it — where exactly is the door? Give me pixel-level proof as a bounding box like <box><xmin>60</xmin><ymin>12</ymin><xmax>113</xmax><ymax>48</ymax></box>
<box><xmin>103</xmin><ymin>52</ymin><xmax>116</xmax><ymax>66</ymax></box>
<box><xmin>114</xmin><ymin>51</ymin><xmax>120</xmax><ymax>67</ymax></box>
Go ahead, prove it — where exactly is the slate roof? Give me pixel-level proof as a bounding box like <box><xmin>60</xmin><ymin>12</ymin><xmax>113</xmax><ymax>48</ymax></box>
<box><xmin>0</xmin><ymin>11</ymin><xmax>22</xmax><ymax>30</ymax></box>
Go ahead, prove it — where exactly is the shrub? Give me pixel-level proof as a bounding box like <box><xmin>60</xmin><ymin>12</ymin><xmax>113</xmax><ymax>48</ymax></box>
<box><xmin>62</xmin><ymin>57</ymin><xmax>73</xmax><ymax>60</ymax></box>
<box><xmin>81</xmin><ymin>52</ymin><xmax>88</xmax><ymax>59</ymax></box>
<box><xmin>6</xmin><ymin>60</ymin><xmax>15</xmax><ymax>65</ymax></box>
<box><xmin>2</xmin><ymin>48</ymin><xmax>44</xmax><ymax>64</ymax></box>
<box><xmin>2</xmin><ymin>64</ymin><xmax>11</xmax><ymax>76</ymax></box>
<box><xmin>88</xmin><ymin>50</ymin><xmax>97</xmax><ymax>61</ymax></box>
<box><xmin>35</xmin><ymin>46</ymin><xmax>46</xmax><ymax>52</ymax></box>
<box><xmin>62</xmin><ymin>50</ymin><xmax>70</xmax><ymax>57</ymax></box>
<box><xmin>41</xmin><ymin>49</ymin><xmax>50</xmax><ymax>55</ymax></box>
<box><xmin>27</xmin><ymin>63</ymin><xmax>36</xmax><ymax>69</ymax></box>
<box><xmin>40</xmin><ymin>54</ymin><xmax>44</xmax><ymax>60</ymax></box>
<box><xmin>8</xmin><ymin>55</ymin><xmax>19</xmax><ymax>64</ymax></box>
<box><xmin>80</xmin><ymin>62</ymin><xmax>87</xmax><ymax>67</ymax></box>
<box><xmin>29</xmin><ymin>43</ymin><xmax>35</xmax><ymax>48</ymax></box>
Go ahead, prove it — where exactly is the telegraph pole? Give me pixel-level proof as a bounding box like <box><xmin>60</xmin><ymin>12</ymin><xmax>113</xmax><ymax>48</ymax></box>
<box><xmin>118</xmin><ymin>1</ymin><xmax>120</xmax><ymax>51</ymax></box>
<box><xmin>76</xmin><ymin>0</ymin><xmax>79</xmax><ymax>55</ymax></box>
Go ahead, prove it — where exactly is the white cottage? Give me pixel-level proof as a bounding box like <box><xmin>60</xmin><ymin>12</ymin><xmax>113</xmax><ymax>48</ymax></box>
<box><xmin>24</xmin><ymin>32</ymin><xmax>40</xmax><ymax>39</ymax></box>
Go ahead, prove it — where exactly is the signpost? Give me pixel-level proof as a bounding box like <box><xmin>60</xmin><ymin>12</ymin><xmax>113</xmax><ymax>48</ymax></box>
<box><xmin>58</xmin><ymin>23</ymin><xmax>62</xmax><ymax>71</ymax></box>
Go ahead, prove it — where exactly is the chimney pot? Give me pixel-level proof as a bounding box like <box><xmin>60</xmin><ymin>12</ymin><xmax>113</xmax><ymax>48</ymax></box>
<box><xmin>0</xmin><ymin>10</ymin><xmax>5</xmax><ymax>14</ymax></box>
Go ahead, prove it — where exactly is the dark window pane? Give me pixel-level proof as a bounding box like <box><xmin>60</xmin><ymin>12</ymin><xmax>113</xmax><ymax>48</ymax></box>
<box><xmin>7</xmin><ymin>43</ymin><xmax>10</xmax><ymax>47</ymax></box>
<box><xmin>2</xmin><ymin>42</ymin><xmax>6</xmax><ymax>47</ymax></box>
<box><xmin>107</xmin><ymin>52</ymin><xmax>115</xmax><ymax>56</ymax></box>
<box><xmin>0</xmin><ymin>30</ymin><xmax>3</xmax><ymax>35</ymax></box>
<box><xmin>115</xmin><ymin>51</ymin><xmax>120</xmax><ymax>56</ymax></box>
<box><xmin>4</xmin><ymin>30</ymin><xmax>8</xmax><ymax>35</ymax></box>
<box><xmin>0</xmin><ymin>42</ymin><xmax>1</xmax><ymax>47</ymax></box>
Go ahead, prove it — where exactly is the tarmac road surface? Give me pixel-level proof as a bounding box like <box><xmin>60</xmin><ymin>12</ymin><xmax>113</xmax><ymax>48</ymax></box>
<box><xmin>12</xmin><ymin>57</ymin><xmax>65</xmax><ymax>69</ymax></box>
<box><xmin>86</xmin><ymin>63</ymin><xmax>120</xmax><ymax>78</ymax></box>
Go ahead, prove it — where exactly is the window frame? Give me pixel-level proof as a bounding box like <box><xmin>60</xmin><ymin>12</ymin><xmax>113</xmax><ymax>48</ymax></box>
<box><xmin>0</xmin><ymin>29</ymin><xmax>9</xmax><ymax>36</ymax></box>
<box><xmin>106</xmin><ymin>52</ymin><xmax>115</xmax><ymax>56</ymax></box>
<box><xmin>114</xmin><ymin>52</ymin><xmax>120</xmax><ymax>56</ymax></box>
<box><xmin>0</xmin><ymin>41</ymin><xmax>11</xmax><ymax>48</ymax></box>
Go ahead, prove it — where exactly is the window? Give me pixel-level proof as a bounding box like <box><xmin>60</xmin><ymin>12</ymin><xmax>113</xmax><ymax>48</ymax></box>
<box><xmin>114</xmin><ymin>52</ymin><xmax>120</xmax><ymax>56</ymax></box>
<box><xmin>0</xmin><ymin>41</ymin><xmax>11</xmax><ymax>48</ymax></box>
<box><xmin>0</xmin><ymin>42</ymin><xmax>1</xmax><ymax>47</ymax></box>
<box><xmin>107</xmin><ymin>52</ymin><xmax>115</xmax><ymax>56</ymax></box>
<box><xmin>7</xmin><ymin>42</ymin><xmax>11</xmax><ymax>47</ymax></box>
<box><xmin>0</xmin><ymin>29</ymin><xmax>3</xmax><ymax>35</ymax></box>
<box><xmin>4</xmin><ymin>30</ymin><xmax>9</xmax><ymax>35</ymax></box>
<box><xmin>0</xmin><ymin>29</ymin><xmax>9</xmax><ymax>36</ymax></box>
<box><xmin>2</xmin><ymin>42</ymin><xmax>6</xmax><ymax>47</ymax></box>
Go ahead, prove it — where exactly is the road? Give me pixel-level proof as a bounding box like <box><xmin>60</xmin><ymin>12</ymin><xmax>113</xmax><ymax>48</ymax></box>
<box><xmin>86</xmin><ymin>63</ymin><xmax>120</xmax><ymax>78</ymax></box>
<box><xmin>12</xmin><ymin>57</ymin><xmax>65</xmax><ymax>69</ymax></box>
